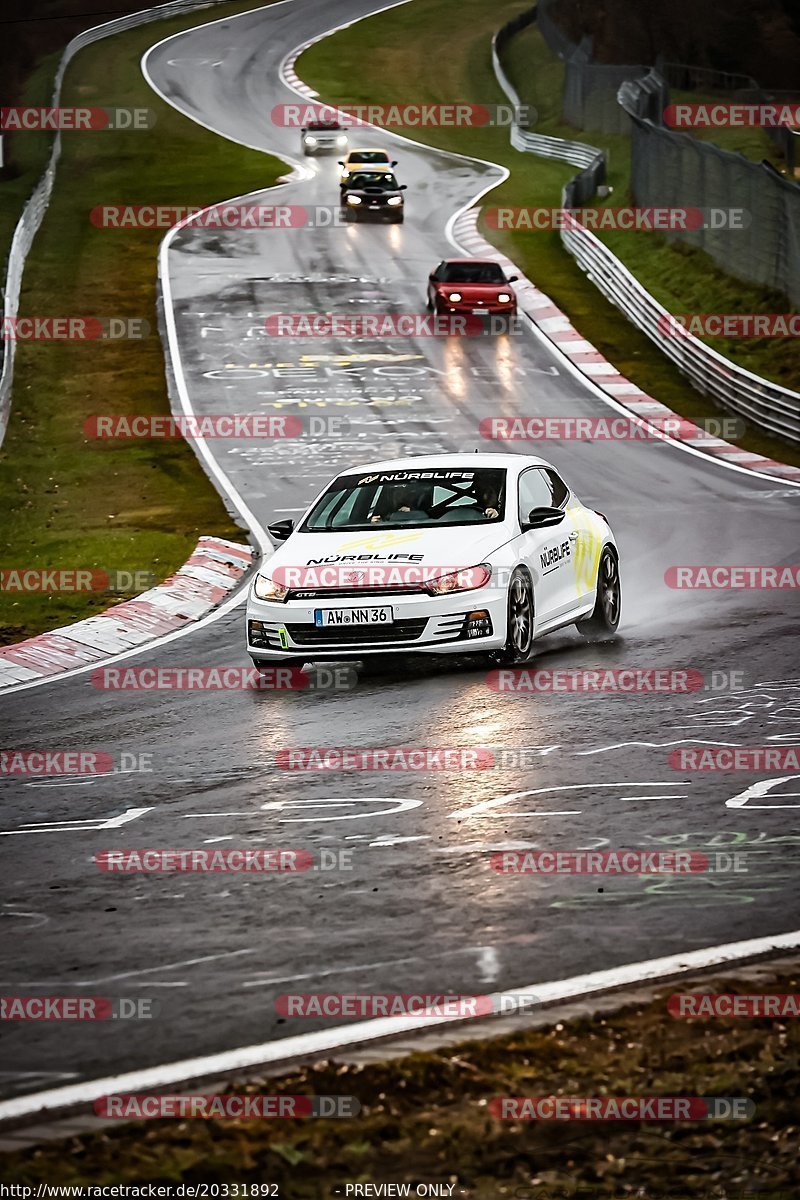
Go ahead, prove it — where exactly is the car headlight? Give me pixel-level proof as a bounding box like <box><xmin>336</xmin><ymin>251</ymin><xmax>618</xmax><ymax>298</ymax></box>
<box><xmin>448</xmin><ymin>292</ymin><xmax>462</xmax><ymax>302</ymax></box>
<box><xmin>346</xmin><ymin>194</ymin><xmax>362</xmax><ymax>205</ymax></box>
<box><xmin>336</xmin><ymin>135</ymin><xmax>348</xmax><ymax>145</ymax></box>
<box><xmin>497</xmin><ymin>292</ymin><xmax>511</xmax><ymax>303</ymax></box>
<box><xmin>253</xmin><ymin>573</ymin><xmax>288</xmax><ymax>602</ymax></box>
<box><xmin>304</xmin><ymin>135</ymin><xmax>317</xmax><ymax>145</ymax></box>
<box><xmin>387</xmin><ymin>195</ymin><xmax>403</xmax><ymax>206</ymax></box>
<box><xmin>426</xmin><ymin>564</ymin><xmax>492</xmax><ymax>596</ymax></box>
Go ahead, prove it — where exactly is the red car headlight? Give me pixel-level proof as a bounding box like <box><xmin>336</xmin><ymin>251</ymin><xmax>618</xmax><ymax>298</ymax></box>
<box><xmin>426</xmin><ymin>564</ymin><xmax>492</xmax><ymax>596</ymax></box>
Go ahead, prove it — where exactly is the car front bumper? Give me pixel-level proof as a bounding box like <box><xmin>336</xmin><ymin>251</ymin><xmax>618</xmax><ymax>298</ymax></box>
<box><xmin>436</xmin><ymin>299</ymin><xmax>517</xmax><ymax>315</ymax></box>
<box><xmin>246</xmin><ymin>586</ymin><xmax>508</xmax><ymax>660</ymax></box>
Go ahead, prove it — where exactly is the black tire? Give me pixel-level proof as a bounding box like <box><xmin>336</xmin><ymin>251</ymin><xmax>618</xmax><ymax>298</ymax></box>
<box><xmin>425</xmin><ymin>291</ymin><xmax>433</xmax><ymax>311</ymax></box>
<box><xmin>576</xmin><ymin>546</ymin><xmax>621</xmax><ymax>639</ymax></box>
<box><xmin>493</xmin><ymin>568</ymin><xmax>534</xmax><ymax>665</ymax></box>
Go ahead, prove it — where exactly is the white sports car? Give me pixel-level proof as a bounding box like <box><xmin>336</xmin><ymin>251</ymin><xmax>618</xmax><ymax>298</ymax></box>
<box><xmin>246</xmin><ymin>454</ymin><xmax>620</xmax><ymax>666</ymax></box>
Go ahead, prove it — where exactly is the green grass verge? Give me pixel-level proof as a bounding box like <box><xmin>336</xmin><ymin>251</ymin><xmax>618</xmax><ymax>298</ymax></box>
<box><xmin>1</xmin><ymin>970</ymin><xmax>797</xmax><ymax>1195</ymax></box>
<box><xmin>298</xmin><ymin>0</ymin><xmax>800</xmax><ymax>469</ymax></box>
<box><xmin>0</xmin><ymin>0</ymin><xmax>286</xmax><ymax>643</ymax></box>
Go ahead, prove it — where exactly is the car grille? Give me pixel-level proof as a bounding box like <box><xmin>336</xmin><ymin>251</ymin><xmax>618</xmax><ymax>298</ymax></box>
<box><xmin>285</xmin><ymin>619</ymin><xmax>428</xmax><ymax>646</ymax></box>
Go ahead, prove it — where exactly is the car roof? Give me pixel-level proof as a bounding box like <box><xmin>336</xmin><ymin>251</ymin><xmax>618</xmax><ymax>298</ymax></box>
<box><xmin>346</xmin><ymin>148</ymin><xmax>391</xmax><ymax>156</ymax></box>
<box><xmin>440</xmin><ymin>258</ymin><xmax>501</xmax><ymax>265</ymax></box>
<box><xmin>333</xmin><ymin>454</ymin><xmax>553</xmax><ymax>476</ymax></box>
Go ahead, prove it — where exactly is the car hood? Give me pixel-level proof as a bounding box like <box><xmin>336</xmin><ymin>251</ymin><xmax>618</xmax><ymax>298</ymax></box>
<box><xmin>266</xmin><ymin>524</ymin><xmax>513</xmax><ymax>574</ymax></box>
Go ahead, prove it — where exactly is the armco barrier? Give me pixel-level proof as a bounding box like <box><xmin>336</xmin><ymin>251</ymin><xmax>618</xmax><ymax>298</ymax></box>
<box><xmin>491</xmin><ymin>9</ymin><xmax>800</xmax><ymax>445</ymax></box>
<box><xmin>0</xmin><ymin>0</ymin><xmax>228</xmax><ymax>449</ymax></box>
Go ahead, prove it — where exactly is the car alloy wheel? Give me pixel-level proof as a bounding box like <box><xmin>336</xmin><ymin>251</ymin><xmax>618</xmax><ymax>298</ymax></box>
<box><xmin>493</xmin><ymin>568</ymin><xmax>534</xmax><ymax>664</ymax></box>
<box><xmin>576</xmin><ymin>547</ymin><xmax>621</xmax><ymax>638</ymax></box>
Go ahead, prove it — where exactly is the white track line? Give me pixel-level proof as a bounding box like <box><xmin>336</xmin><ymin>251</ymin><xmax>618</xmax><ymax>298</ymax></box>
<box><xmin>2</xmin><ymin>929</ymin><xmax>799</xmax><ymax>1126</ymax></box>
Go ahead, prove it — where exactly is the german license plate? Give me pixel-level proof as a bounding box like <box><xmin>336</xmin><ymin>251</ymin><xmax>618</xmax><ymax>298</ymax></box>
<box><xmin>314</xmin><ymin>607</ymin><xmax>393</xmax><ymax>627</ymax></box>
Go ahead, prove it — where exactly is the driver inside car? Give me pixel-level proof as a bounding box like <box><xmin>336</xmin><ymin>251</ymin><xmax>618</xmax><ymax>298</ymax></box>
<box><xmin>369</xmin><ymin>484</ymin><xmax>429</xmax><ymax>523</ymax></box>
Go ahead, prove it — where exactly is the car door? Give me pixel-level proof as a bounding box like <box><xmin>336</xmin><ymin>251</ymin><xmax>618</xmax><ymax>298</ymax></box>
<box><xmin>516</xmin><ymin>467</ymin><xmax>580</xmax><ymax>623</ymax></box>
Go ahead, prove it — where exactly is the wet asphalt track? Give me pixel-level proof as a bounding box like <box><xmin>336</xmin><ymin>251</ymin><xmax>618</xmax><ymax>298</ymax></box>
<box><xmin>1</xmin><ymin>0</ymin><xmax>799</xmax><ymax>1100</ymax></box>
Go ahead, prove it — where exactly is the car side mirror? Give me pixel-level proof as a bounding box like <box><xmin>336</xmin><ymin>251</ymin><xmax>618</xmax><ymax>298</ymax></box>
<box><xmin>337</xmin><ymin>160</ymin><xmax>345</xmax><ymax>166</ymax></box>
<box><xmin>522</xmin><ymin>506</ymin><xmax>565</xmax><ymax>530</ymax></box>
<box><xmin>391</xmin><ymin>160</ymin><xmax>398</xmax><ymax>167</ymax></box>
<box><xmin>267</xmin><ymin>519</ymin><xmax>295</xmax><ymax>541</ymax></box>
<box><xmin>506</xmin><ymin>274</ymin><xmax>519</xmax><ymax>282</ymax></box>
<box><xmin>399</xmin><ymin>184</ymin><xmax>408</xmax><ymax>190</ymax></box>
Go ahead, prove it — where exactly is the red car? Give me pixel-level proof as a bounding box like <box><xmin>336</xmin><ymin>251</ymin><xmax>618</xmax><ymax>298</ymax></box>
<box><xmin>426</xmin><ymin>258</ymin><xmax>518</xmax><ymax>317</ymax></box>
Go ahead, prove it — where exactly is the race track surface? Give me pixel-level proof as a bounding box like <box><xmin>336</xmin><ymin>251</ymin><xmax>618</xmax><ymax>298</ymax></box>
<box><xmin>2</xmin><ymin>0</ymin><xmax>799</xmax><ymax>1100</ymax></box>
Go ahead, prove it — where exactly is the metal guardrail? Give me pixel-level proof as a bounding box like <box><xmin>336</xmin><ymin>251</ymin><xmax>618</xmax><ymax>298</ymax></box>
<box><xmin>0</xmin><ymin>0</ymin><xmax>227</xmax><ymax>449</ymax></box>
<box><xmin>491</xmin><ymin>9</ymin><xmax>800</xmax><ymax>445</ymax></box>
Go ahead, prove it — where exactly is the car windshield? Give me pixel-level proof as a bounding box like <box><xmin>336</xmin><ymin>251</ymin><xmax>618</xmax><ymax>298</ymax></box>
<box><xmin>440</xmin><ymin>263</ymin><xmax>506</xmax><ymax>284</ymax></box>
<box><xmin>307</xmin><ymin>121</ymin><xmax>341</xmax><ymax>131</ymax></box>
<box><xmin>301</xmin><ymin>469</ymin><xmax>507</xmax><ymax>531</ymax></box>
<box><xmin>349</xmin><ymin>151</ymin><xmax>389</xmax><ymax>162</ymax></box>
<box><xmin>346</xmin><ymin>172</ymin><xmax>398</xmax><ymax>189</ymax></box>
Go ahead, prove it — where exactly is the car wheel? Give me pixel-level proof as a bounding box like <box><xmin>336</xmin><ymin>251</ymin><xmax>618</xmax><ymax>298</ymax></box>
<box><xmin>493</xmin><ymin>568</ymin><xmax>534</xmax><ymax>664</ymax></box>
<box><xmin>576</xmin><ymin>547</ymin><xmax>621</xmax><ymax>639</ymax></box>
